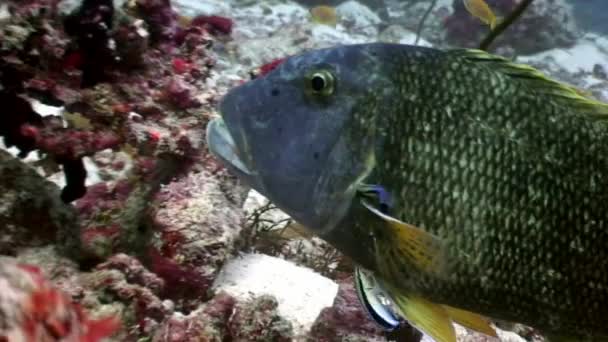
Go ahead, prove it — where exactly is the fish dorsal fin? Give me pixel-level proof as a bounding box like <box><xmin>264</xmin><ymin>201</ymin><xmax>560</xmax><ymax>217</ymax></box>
<box><xmin>362</xmin><ymin>200</ymin><xmax>445</xmax><ymax>274</ymax></box>
<box><xmin>443</xmin><ymin>305</ymin><xmax>498</xmax><ymax>338</ymax></box>
<box><xmin>451</xmin><ymin>49</ymin><xmax>608</xmax><ymax>119</ymax></box>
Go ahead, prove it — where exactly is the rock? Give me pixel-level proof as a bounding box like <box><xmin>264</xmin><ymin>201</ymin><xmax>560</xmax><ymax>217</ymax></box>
<box><xmin>171</xmin><ymin>0</ymin><xmax>232</xmax><ymax>17</ymax></box>
<box><xmin>212</xmin><ymin>253</ymin><xmax>339</xmax><ymax>337</ymax></box>
<box><xmin>215</xmin><ymin>0</ymin><xmax>380</xmax><ymax>87</ymax></box>
<box><xmin>454</xmin><ymin>323</ymin><xmax>529</xmax><ymax>342</ymax></box>
<box><xmin>13</xmin><ymin>246</ymin><xmax>83</xmax><ymax>297</ymax></box>
<box><xmin>152</xmin><ymin>291</ymin><xmax>293</xmax><ymax>341</ymax></box>
<box><xmin>228</xmin><ymin>295</ymin><xmax>294</xmax><ymax>341</ymax></box>
<box><xmin>309</xmin><ymin>276</ymin><xmax>386</xmax><ymax>342</ymax></box>
<box><xmin>0</xmin><ymin>149</ymin><xmax>80</xmax><ymax>257</ymax></box>
<box><xmin>519</xmin><ymin>34</ymin><xmax>608</xmax><ymax>74</ymax></box>
<box><xmin>152</xmin><ymin>292</ymin><xmax>236</xmax><ymax>341</ymax></box>
<box><xmin>150</xmin><ymin>168</ymin><xmax>247</xmax><ymax>307</ymax></box>
<box><xmin>243</xmin><ymin>189</ymin><xmax>291</xmax><ymax>229</ymax></box>
<box><xmin>378</xmin><ymin>24</ymin><xmax>433</xmax><ymax>47</ymax></box>
<box><xmin>336</xmin><ymin>0</ymin><xmax>382</xmax><ymax>36</ymax></box>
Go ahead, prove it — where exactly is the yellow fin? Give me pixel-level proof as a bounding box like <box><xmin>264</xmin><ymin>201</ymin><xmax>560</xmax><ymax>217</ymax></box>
<box><xmin>362</xmin><ymin>200</ymin><xmax>444</xmax><ymax>274</ymax></box>
<box><xmin>390</xmin><ymin>292</ymin><xmax>456</xmax><ymax>342</ymax></box>
<box><xmin>451</xmin><ymin>48</ymin><xmax>608</xmax><ymax>119</ymax></box>
<box><xmin>443</xmin><ymin>305</ymin><xmax>497</xmax><ymax>337</ymax></box>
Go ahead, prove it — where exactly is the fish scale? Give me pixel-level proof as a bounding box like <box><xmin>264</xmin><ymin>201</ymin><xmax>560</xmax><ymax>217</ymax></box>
<box><xmin>361</xmin><ymin>49</ymin><xmax>608</xmax><ymax>338</ymax></box>
<box><xmin>207</xmin><ymin>43</ymin><xmax>608</xmax><ymax>340</ymax></box>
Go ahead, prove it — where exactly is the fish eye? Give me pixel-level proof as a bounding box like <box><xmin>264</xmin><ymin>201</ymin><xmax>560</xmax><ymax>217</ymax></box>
<box><xmin>306</xmin><ymin>69</ymin><xmax>335</xmax><ymax>97</ymax></box>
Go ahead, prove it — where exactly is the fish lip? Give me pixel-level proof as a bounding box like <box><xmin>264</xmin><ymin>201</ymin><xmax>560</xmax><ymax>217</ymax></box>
<box><xmin>206</xmin><ymin>117</ymin><xmax>253</xmax><ymax>177</ymax></box>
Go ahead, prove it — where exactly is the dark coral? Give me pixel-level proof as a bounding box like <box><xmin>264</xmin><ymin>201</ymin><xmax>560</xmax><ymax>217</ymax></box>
<box><xmin>63</xmin><ymin>0</ymin><xmax>116</xmax><ymax>88</ymax></box>
<box><xmin>0</xmin><ymin>91</ymin><xmax>43</xmax><ymax>158</ymax></box>
<box><xmin>135</xmin><ymin>0</ymin><xmax>179</xmax><ymax>43</ymax></box>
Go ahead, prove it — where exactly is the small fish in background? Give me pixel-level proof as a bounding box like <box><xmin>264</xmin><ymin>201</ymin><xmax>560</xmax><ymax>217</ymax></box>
<box><xmin>463</xmin><ymin>0</ymin><xmax>499</xmax><ymax>29</ymax></box>
<box><xmin>310</xmin><ymin>5</ymin><xmax>338</xmax><ymax>27</ymax></box>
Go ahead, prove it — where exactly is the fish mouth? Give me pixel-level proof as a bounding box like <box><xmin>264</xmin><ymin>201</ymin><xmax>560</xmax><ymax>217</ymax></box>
<box><xmin>206</xmin><ymin>117</ymin><xmax>254</xmax><ymax>178</ymax></box>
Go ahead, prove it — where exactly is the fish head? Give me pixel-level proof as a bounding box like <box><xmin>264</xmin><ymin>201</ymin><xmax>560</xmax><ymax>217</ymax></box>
<box><xmin>206</xmin><ymin>43</ymin><xmax>394</xmax><ymax>233</ymax></box>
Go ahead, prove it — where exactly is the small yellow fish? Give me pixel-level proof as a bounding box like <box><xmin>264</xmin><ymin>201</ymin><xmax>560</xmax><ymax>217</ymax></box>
<box><xmin>463</xmin><ymin>0</ymin><xmax>498</xmax><ymax>30</ymax></box>
<box><xmin>310</xmin><ymin>5</ymin><xmax>338</xmax><ymax>27</ymax></box>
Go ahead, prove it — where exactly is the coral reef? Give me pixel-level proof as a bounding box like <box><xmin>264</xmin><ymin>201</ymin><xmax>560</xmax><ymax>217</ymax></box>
<box><xmin>0</xmin><ymin>258</ymin><xmax>120</xmax><ymax>341</ymax></box>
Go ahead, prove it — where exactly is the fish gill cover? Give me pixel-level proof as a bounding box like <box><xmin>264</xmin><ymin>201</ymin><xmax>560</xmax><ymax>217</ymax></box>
<box><xmin>0</xmin><ymin>0</ymin><xmax>606</xmax><ymax>341</ymax></box>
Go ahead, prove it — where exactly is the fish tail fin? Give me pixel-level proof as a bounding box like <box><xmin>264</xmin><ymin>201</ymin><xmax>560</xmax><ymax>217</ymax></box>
<box><xmin>381</xmin><ymin>284</ymin><xmax>497</xmax><ymax>342</ymax></box>
<box><xmin>443</xmin><ymin>305</ymin><xmax>498</xmax><ymax>338</ymax></box>
<box><xmin>387</xmin><ymin>288</ymin><xmax>457</xmax><ymax>342</ymax></box>
<box><xmin>490</xmin><ymin>16</ymin><xmax>502</xmax><ymax>30</ymax></box>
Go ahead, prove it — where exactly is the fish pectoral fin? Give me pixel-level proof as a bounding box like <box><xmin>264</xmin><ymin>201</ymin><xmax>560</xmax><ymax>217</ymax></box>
<box><xmin>443</xmin><ymin>305</ymin><xmax>498</xmax><ymax>338</ymax></box>
<box><xmin>362</xmin><ymin>200</ymin><xmax>445</xmax><ymax>274</ymax></box>
<box><xmin>389</xmin><ymin>290</ymin><xmax>456</xmax><ymax>342</ymax></box>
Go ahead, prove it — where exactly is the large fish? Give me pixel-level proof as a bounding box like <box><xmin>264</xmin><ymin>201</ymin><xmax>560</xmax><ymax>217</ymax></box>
<box><xmin>206</xmin><ymin>43</ymin><xmax>608</xmax><ymax>342</ymax></box>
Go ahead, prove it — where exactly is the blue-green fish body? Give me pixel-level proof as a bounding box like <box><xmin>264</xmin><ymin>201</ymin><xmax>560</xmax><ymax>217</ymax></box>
<box><xmin>206</xmin><ymin>43</ymin><xmax>608</xmax><ymax>341</ymax></box>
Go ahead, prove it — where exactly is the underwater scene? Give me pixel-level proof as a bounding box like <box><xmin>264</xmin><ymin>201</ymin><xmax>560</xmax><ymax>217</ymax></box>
<box><xmin>2</xmin><ymin>0</ymin><xmax>608</xmax><ymax>341</ymax></box>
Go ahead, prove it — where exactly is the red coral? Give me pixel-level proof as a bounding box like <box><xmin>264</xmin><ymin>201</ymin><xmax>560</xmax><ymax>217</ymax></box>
<box><xmin>147</xmin><ymin>249</ymin><xmax>210</xmax><ymax>302</ymax></box>
<box><xmin>28</xmin><ymin>126</ymin><xmax>122</xmax><ymax>160</ymax></box>
<box><xmin>172</xmin><ymin>58</ymin><xmax>192</xmax><ymax>74</ymax></box>
<box><xmin>17</xmin><ymin>119</ymin><xmax>122</xmax><ymax>203</ymax></box>
<box><xmin>7</xmin><ymin>262</ymin><xmax>121</xmax><ymax>341</ymax></box>
<box><xmin>191</xmin><ymin>15</ymin><xmax>233</xmax><ymax>35</ymax></box>
<box><xmin>163</xmin><ymin>77</ymin><xmax>201</xmax><ymax>109</ymax></box>
<box><xmin>63</xmin><ymin>51</ymin><xmax>84</xmax><ymax>70</ymax></box>
<box><xmin>259</xmin><ymin>58</ymin><xmax>285</xmax><ymax>76</ymax></box>
<box><xmin>80</xmin><ymin>316</ymin><xmax>121</xmax><ymax>342</ymax></box>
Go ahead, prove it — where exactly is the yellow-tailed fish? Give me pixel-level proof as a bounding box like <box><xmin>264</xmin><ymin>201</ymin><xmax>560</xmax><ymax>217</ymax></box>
<box><xmin>463</xmin><ymin>0</ymin><xmax>498</xmax><ymax>30</ymax></box>
<box><xmin>310</xmin><ymin>5</ymin><xmax>338</xmax><ymax>27</ymax></box>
